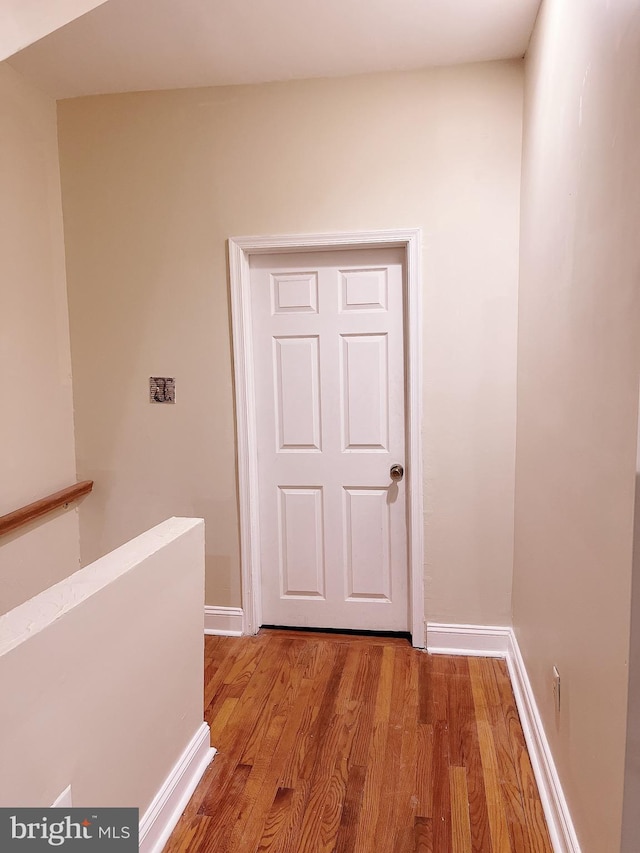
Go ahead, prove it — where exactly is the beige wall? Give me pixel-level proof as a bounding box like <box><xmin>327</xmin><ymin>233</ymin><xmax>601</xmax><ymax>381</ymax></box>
<box><xmin>0</xmin><ymin>518</ymin><xmax>206</xmax><ymax>819</ymax></box>
<box><xmin>58</xmin><ymin>62</ymin><xmax>523</xmax><ymax>624</ymax></box>
<box><xmin>513</xmin><ymin>1</ymin><xmax>640</xmax><ymax>850</ymax></box>
<box><xmin>0</xmin><ymin>63</ymin><xmax>80</xmax><ymax>614</ymax></box>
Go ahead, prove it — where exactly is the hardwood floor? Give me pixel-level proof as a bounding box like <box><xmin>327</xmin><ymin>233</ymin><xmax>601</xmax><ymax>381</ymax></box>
<box><xmin>164</xmin><ymin>630</ymin><xmax>553</xmax><ymax>853</ymax></box>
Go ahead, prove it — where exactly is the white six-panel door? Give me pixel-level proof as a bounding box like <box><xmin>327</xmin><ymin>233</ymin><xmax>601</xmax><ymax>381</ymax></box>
<box><xmin>250</xmin><ymin>247</ymin><xmax>408</xmax><ymax>632</ymax></box>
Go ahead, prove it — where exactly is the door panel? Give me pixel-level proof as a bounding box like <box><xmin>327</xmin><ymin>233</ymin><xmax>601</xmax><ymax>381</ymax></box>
<box><xmin>271</xmin><ymin>271</ymin><xmax>318</xmax><ymax>314</ymax></box>
<box><xmin>340</xmin><ymin>333</ymin><xmax>389</xmax><ymax>450</ymax></box>
<box><xmin>250</xmin><ymin>247</ymin><xmax>408</xmax><ymax>632</ymax></box>
<box><xmin>273</xmin><ymin>336</ymin><xmax>321</xmax><ymax>451</ymax></box>
<box><xmin>343</xmin><ymin>487</ymin><xmax>391</xmax><ymax>601</ymax></box>
<box><xmin>278</xmin><ymin>487</ymin><xmax>325</xmax><ymax>598</ymax></box>
<box><xmin>340</xmin><ymin>267</ymin><xmax>388</xmax><ymax>312</ymax></box>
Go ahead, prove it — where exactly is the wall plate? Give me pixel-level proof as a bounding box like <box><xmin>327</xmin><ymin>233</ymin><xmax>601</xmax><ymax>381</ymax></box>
<box><xmin>150</xmin><ymin>377</ymin><xmax>175</xmax><ymax>404</ymax></box>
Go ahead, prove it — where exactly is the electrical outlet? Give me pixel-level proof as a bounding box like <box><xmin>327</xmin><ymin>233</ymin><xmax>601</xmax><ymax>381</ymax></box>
<box><xmin>552</xmin><ymin>666</ymin><xmax>561</xmax><ymax>714</ymax></box>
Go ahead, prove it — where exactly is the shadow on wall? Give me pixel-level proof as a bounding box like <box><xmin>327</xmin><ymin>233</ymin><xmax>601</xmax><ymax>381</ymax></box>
<box><xmin>621</xmin><ymin>470</ymin><xmax>640</xmax><ymax>853</ymax></box>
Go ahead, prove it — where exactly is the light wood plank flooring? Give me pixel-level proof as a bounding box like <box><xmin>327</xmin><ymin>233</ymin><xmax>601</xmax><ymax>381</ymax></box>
<box><xmin>164</xmin><ymin>630</ymin><xmax>553</xmax><ymax>852</ymax></box>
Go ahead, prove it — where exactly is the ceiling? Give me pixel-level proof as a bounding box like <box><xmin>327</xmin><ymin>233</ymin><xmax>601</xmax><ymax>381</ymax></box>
<box><xmin>0</xmin><ymin>0</ymin><xmax>108</xmax><ymax>62</ymax></box>
<box><xmin>8</xmin><ymin>0</ymin><xmax>542</xmax><ymax>100</ymax></box>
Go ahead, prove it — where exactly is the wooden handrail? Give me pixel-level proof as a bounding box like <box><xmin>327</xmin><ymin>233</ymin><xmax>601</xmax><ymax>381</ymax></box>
<box><xmin>0</xmin><ymin>481</ymin><xmax>93</xmax><ymax>538</ymax></box>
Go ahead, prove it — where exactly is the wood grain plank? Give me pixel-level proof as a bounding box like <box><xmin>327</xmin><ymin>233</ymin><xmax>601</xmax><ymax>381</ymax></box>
<box><xmin>431</xmin><ymin>654</ymin><xmax>470</xmax><ymax>677</ymax></box>
<box><xmin>285</xmin><ymin>714</ymin><xmax>348</xmax><ymax>852</ymax></box>
<box><xmin>392</xmin><ymin>652</ymin><xmax>420</xmax><ymax>852</ymax></box>
<box><xmin>352</xmin><ymin>719</ymin><xmax>390</xmax><ymax>850</ymax></box>
<box><xmin>349</xmin><ymin>644</ymin><xmax>383</xmax><ymax>766</ymax></box>
<box><xmin>416</xmin><ymin>723</ymin><xmax>434</xmax><ymax>818</ymax></box>
<box><xmin>465</xmin><ymin>659</ymin><xmax>499</xmax><ymax>853</ymax></box>
<box><xmin>485</xmin><ymin>661</ymin><xmax>530</xmax><ymax>852</ymax></box>
<box><xmin>275</xmin><ymin>683</ymin><xmax>323</xmax><ymax>787</ymax></box>
<box><xmin>468</xmin><ymin>658</ymin><xmax>490</xmax><ymax>724</ymax></box>
<box><xmin>239</xmin><ymin>638</ymin><xmax>302</xmax><ymax>765</ymax></box>
<box><xmin>164</xmin><ymin>633</ymin><xmax>553</xmax><ymax>853</ymax></box>
<box><xmin>276</xmin><ymin>642</ymin><xmax>336</xmax><ymax>787</ymax></box>
<box><xmin>514</xmin><ymin>735</ymin><xmax>555</xmax><ymax>852</ymax></box>
<box><xmin>450</xmin><ymin>766</ymin><xmax>473</xmax><ymax>853</ymax></box>
<box><xmin>264</xmin><ymin>782</ymin><xmax>309</xmax><ymax>853</ymax></box>
<box><xmin>374</xmin><ymin>649</ymin><xmax>410</xmax><ymax>850</ymax></box>
<box><xmin>162</xmin><ymin>814</ymin><xmax>214</xmax><ymax>853</ymax></box>
<box><xmin>292</xmin><ymin>644</ymin><xmax>347</xmax><ymax>785</ymax></box>
<box><xmin>492</xmin><ymin>659</ymin><xmax>554</xmax><ymax>852</ymax></box>
<box><xmin>256</xmin><ymin>787</ymin><xmax>294</xmax><ymax>852</ymax></box>
<box><xmin>316</xmin><ymin>722</ymin><xmax>353</xmax><ymax>852</ymax></box>
<box><xmin>195</xmin><ymin>763</ymin><xmax>252</xmax><ymax>849</ymax></box>
<box><xmin>418</xmin><ymin>652</ymin><xmax>430</xmax><ymax>724</ymax></box>
<box><xmin>220</xmin><ymin>644</ymin><xmax>314</xmax><ymax>853</ymax></box>
<box><xmin>333</xmin><ymin>763</ymin><xmax>366</xmax><ymax>853</ymax></box>
<box><xmin>447</xmin><ymin>664</ymin><xmax>473</xmax><ymax>767</ymax></box>
<box><xmin>203</xmin><ymin>635</ymin><xmax>266</xmax><ymax>715</ymax></box>
<box><xmin>204</xmin><ymin>636</ymin><xmax>222</xmax><ymax>658</ymax></box>
<box><xmin>236</xmin><ymin>649</ymin><xmax>347</xmax><ymax>851</ymax></box>
<box><xmin>477</xmin><ymin>719</ymin><xmax>512</xmax><ymax>853</ymax></box>
<box><xmin>294</xmin><ymin>646</ymin><xmax>361</xmax><ymax>851</ymax></box>
<box><xmin>414</xmin><ymin>817</ymin><xmax>434</xmax><ymax>853</ymax></box>
<box><xmin>208</xmin><ymin>697</ymin><xmax>239</xmax><ymax>747</ymax></box>
<box><xmin>350</xmin><ymin>645</ymin><xmax>397</xmax><ymax>850</ymax></box>
<box><xmin>432</xmin><ymin>719</ymin><xmax>452</xmax><ymax>851</ymax></box>
<box><xmin>374</xmin><ymin>644</ymin><xmax>396</xmax><ymax>724</ymax></box>
<box><xmin>197</xmin><ymin>638</ymin><xmax>294</xmax><ymax>817</ymax></box>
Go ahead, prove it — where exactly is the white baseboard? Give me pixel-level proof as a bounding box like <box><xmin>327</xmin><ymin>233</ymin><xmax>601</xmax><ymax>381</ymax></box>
<box><xmin>506</xmin><ymin>633</ymin><xmax>581</xmax><ymax>853</ymax></box>
<box><xmin>139</xmin><ymin>722</ymin><xmax>215</xmax><ymax>853</ymax></box>
<box><xmin>426</xmin><ymin>621</ymin><xmax>511</xmax><ymax>657</ymax></box>
<box><xmin>426</xmin><ymin>621</ymin><xmax>580</xmax><ymax>853</ymax></box>
<box><xmin>204</xmin><ymin>606</ymin><xmax>244</xmax><ymax>636</ymax></box>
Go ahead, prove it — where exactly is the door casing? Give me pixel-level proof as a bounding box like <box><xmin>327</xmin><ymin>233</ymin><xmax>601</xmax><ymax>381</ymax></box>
<box><xmin>228</xmin><ymin>229</ymin><xmax>425</xmax><ymax>647</ymax></box>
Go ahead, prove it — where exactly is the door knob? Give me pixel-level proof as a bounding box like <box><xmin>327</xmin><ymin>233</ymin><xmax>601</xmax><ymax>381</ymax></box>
<box><xmin>390</xmin><ymin>464</ymin><xmax>404</xmax><ymax>482</ymax></box>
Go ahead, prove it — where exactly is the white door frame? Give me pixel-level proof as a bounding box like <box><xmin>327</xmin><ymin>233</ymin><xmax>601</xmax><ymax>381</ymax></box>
<box><xmin>228</xmin><ymin>229</ymin><xmax>425</xmax><ymax>648</ymax></box>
